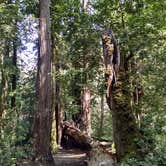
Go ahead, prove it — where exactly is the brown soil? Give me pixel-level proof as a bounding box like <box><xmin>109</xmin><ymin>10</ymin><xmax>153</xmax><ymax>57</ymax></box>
<box><xmin>54</xmin><ymin>149</ymin><xmax>88</xmax><ymax>166</ymax></box>
<box><xmin>19</xmin><ymin>149</ymin><xmax>88</xmax><ymax>166</ymax></box>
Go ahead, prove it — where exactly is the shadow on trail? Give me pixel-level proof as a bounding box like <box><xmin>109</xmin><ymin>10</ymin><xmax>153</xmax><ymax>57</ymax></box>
<box><xmin>54</xmin><ymin>148</ymin><xmax>88</xmax><ymax>166</ymax></box>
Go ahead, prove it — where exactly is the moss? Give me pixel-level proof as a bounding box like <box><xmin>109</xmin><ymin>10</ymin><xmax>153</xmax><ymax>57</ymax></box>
<box><xmin>111</xmin><ymin>71</ymin><xmax>140</xmax><ymax>161</ymax></box>
<box><xmin>51</xmin><ymin>111</ymin><xmax>57</xmax><ymax>154</ymax></box>
<box><xmin>111</xmin><ymin>142</ymin><xmax>116</xmax><ymax>153</ymax></box>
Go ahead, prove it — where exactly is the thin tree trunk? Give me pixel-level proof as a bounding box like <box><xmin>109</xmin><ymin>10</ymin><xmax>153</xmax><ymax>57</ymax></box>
<box><xmin>0</xmin><ymin>66</ymin><xmax>8</xmax><ymax>130</ymax></box>
<box><xmin>79</xmin><ymin>0</ymin><xmax>92</xmax><ymax>136</ymax></box>
<box><xmin>81</xmin><ymin>86</ymin><xmax>91</xmax><ymax>136</ymax></box>
<box><xmin>50</xmin><ymin>48</ymin><xmax>57</xmax><ymax>152</ymax></box>
<box><xmin>98</xmin><ymin>95</ymin><xmax>104</xmax><ymax>139</ymax></box>
<box><xmin>0</xmin><ymin>43</ymin><xmax>9</xmax><ymax>134</ymax></box>
<box><xmin>55</xmin><ymin>81</ymin><xmax>63</xmax><ymax>146</ymax></box>
<box><xmin>10</xmin><ymin>0</ymin><xmax>18</xmax><ymax>109</ymax></box>
<box><xmin>82</xmin><ymin>0</ymin><xmax>89</xmax><ymax>12</ymax></box>
<box><xmin>32</xmin><ymin>0</ymin><xmax>55</xmax><ymax>164</ymax></box>
<box><xmin>11</xmin><ymin>41</ymin><xmax>17</xmax><ymax>108</ymax></box>
<box><xmin>0</xmin><ymin>58</ymin><xmax>7</xmax><ymax>118</ymax></box>
<box><xmin>51</xmin><ymin>34</ymin><xmax>63</xmax><ymax>147</ymax></box>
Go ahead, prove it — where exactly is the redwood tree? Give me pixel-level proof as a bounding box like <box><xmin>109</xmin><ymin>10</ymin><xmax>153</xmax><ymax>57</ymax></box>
<box><xmin>102</xmin><ymin>31</ymin><xmax>139</xmax><ymax>161</ymax></box>
<box><xmin>32</xmin><ymin>0</ymin><xmax>55</xmax><ymax>164</ymax></box>
<box><xmin>79</xmin><ymin>0</ymin><xmax>92</xmax><ymax>136</ymax></box>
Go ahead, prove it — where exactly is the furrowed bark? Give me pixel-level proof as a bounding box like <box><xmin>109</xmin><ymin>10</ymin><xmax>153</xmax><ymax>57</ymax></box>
<box><xmin>80</xmin><ymin>86</ymin><xmax>91</xmax><ymax>136</ymax></box>
<box><xmin>32</xmin><ymin>0</ymin><xmax>55</xmax><ymax>165</ymax></box>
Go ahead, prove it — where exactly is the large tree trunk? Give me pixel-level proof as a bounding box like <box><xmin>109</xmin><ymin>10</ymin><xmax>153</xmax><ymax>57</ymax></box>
<box><xmin>102</xmin><ymin>31</ymin><xmax>139</xmax><ymax>161</ymax></box>
<box><xmin>112</xmin><ymin>69</ymin><xmax>138</xmax><ymax>161</ymax></box>
<box><xmin>32</xmin><ymin>0</ymin><xmax>55</xmax><ymax>165</ymax></box>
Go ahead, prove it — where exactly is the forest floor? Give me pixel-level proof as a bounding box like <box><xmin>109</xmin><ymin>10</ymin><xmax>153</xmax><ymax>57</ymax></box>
<box><xmin>19</xmin><ymin>148</ymin><xmax>88</xmax><ymax>166</ymax></box>
<box><xmin>54</xmin><ymin>149</ymin><xmax>88</xmax><ymax>166</ymax></box>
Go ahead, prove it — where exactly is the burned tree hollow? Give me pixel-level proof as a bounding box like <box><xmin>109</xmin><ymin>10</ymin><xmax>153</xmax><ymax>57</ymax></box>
<box><xmin>102</xmin><ymin>31</ymin><xmax>139</xmax><ymax>161</ymax></box>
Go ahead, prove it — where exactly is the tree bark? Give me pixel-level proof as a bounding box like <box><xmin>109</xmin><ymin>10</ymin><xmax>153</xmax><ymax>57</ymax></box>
<box><xmin>55</xmin><ymin>81</ymin><xmax>63</xmax><ymax>146</ymax></box>
<box><xmin>98</xmin><ymin>95</ymin><xmax>104</xmax><ymax>139</ymax></box>
<box><xmin>0</xmin><ymin>43</ymin><xmax>9</xmax><ymax>134</ymax></box>
<box><xmin>112</xmin><ymin>69</ymin><xmax>139</xmax><ymax>161</ymax></box>
<box><xmin>80</xmin><ymin>87</ymin><xmax>91</xmax><ymax>136</ymax></box>
<box><xmin>82</xmin><ymin>0</ymin><xmax>89</xmax><ymax>12</ymax></box>
<box><xmin>32</xmin><ymin>0</ymin><xmax>55</xmax><ymax>165</ymax></box>
<box><xmin>51</xmin><ymin>34</ymin><xmax>63</xmax><ymax>147</ymax></box>
<box><xmin>0</xmin><ymin>69</ymin><xmax>7</xmax><ymax>118</ymax></box>
<box><xmin>76</xmin><ymin>0</ymin><xmax>92</xmax><ymax>136</ymax></box>
<box><xmin>102</xmin><ymin>31</ymin><xmax>139</xmax><ymax>161</ymax></box>
<box><xmin>11</xmin><ymin>41</ymin><xmax>17</xmax><ymax>108</ymax></box>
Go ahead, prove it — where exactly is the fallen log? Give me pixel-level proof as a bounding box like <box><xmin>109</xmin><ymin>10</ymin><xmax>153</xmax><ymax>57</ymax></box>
<box><xmin>62</xmin><ymin>121</ymin><xmax>117</xmax><ymax>165</ymax></box>
<box><xmin>62</xmin><ymin>121</ymin><xmax>93</xmax><ymax>150</ymax></box>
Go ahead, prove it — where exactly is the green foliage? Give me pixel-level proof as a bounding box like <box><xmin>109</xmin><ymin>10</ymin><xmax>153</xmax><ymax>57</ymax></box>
<box><xmin>0</xmin><ymin>108</ymin><xmax>34</xmax><ymax>165</ymax></box>
<box><xmin>51</xmin><ymin>0</ymin><xmax>102</xmax><ymax>124</ymax></box>
<box><xmin>0</xmin><ymin>0</ymin><xmax>165</xmax><ymax>164</ymax></box>
<box><xmin>0</xmin><ymin>72</ymin><xmax>36</xmax><ymax>164</ymax></box>
<box><xmin>121</xmin><ymin>104</ymin><xmax>166</xmax><ymax>165</ymax></box>
<box><xmin>51</xmin><ymin>111</ymin><xmax>58</xmax><ymax>154</ymax></box>
<box><xmin>91</xmin><ymin>0</ymin><xmax>166</xmax><ymax>162</ymax></box>
<box><xmin>92</xmin><ymin>109</ymin><xmax>113</xmax><ymax>140</ymax></box>
<box><xmin>0</xmin><ymin>144</ymin><xmax>32</xmax><ymax>166</ymax></box>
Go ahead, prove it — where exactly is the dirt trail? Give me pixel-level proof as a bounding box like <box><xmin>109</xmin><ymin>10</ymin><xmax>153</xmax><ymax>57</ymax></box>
<box><xmin>19</xmin><ymin>149</ymin><xmax>88</xmax><ymax>166</ymax></box>
<box><xmin>54</xmin><ymin>149</ymin><xmax>88</xmax><ymax>166</ymax></box>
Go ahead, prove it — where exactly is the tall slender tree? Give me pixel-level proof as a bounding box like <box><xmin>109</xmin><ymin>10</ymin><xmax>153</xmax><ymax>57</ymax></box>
<box><xmin>79</xmin><ymin>0</ymin><xmax>92</xmax><ymax>136</ymax></box>
<box><xmin>0</xmin><ymin>43</ymin><xmax>9</xmax><ymax>133</ymax></box>
<box><xmin>32</xmin><ymin>0</ymin><xmax>55</xmax><ymax>164</ymax></box>
<box><xmin>11</xmin><ymin>40</ymin><xmax>17</xmax><ymax>108</ymax></box>
<box><xmin>9</xmin><ymin>0</ymin><xmax>18</xmax><ymax>110</ymax></box>
<box><xmin>51</xmin><ymin>34</ymin><xmax>63</xmax><ymax>146</ymax></box>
